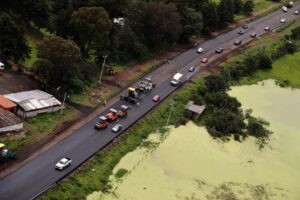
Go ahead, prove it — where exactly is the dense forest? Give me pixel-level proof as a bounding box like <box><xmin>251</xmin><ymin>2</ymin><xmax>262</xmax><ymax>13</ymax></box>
<box><xmin>0</xmin><ymin>0</ymin><xmax>257</xmax><ymax>92</ymax></box>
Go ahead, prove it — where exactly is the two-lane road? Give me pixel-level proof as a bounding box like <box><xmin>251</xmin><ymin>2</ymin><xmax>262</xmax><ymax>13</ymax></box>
<box><xmin>0</xmin><ymin>4</ymin><xmax>299</xmax><ymax>200</ymax></box>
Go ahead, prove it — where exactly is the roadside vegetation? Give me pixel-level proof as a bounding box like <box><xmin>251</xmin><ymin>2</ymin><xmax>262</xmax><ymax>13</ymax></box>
<box><xmin>42</xmin><ymin>24</ymin><xmax>300</xmax><ymax>199</ymax></box>
<box><xmin>0</xmin><ymin>108</ymin><xmax>79</xmax><ymax>150</ymax></box>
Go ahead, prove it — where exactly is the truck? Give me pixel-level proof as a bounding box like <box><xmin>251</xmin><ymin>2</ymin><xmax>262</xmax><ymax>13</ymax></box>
<box><xmin>106</xmin><ymin>108</ymin><xmax>119</xmax><ymax>122</ymax></box>
<box><xmin>136</xmin><ymin>76</ymin><xmax>156</xmax><ymax>93</ymax></box>
<box><xmin>170</xmin><ymin>73</ymin><xmax>183</xmax><ymax>86</ymax></box>
<box><xmin>95</xmin><ymin>116</ymin><xmax>109</xmax><ymax>129</ymax></box>
<box><xmin>118</xmin><ymin>105</ymin><xmax>130</xmax><ymax>118</ymax></box>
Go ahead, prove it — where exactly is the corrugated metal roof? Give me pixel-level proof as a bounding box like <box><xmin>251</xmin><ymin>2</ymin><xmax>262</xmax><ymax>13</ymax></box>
<box><xmin>0</xmin><ymin>95</ymin><xmax>16</xmax><ymax>110</ymax></box>
<box><xmin>0</xmin><ymin>108</ymin><xmax>23</xmax><ymax>128</ymax></box>
<box><xmin>4</xmin><ymin>90</ymin><xmax>61</xmax><ymax>112</ymax></box>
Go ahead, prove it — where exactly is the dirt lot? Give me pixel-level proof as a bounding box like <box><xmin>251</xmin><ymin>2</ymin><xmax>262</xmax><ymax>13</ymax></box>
<box><xmin>0</xmin><ymin>71</ymin><xmax>39</xmax><ymax>94</ymax></box>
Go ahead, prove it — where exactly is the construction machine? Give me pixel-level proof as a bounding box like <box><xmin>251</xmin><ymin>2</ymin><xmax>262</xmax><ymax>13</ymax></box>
<box><xmin>95</xmin><ymin>116</ymin><xmax>109</xmax><ymax>129</ymax></box>
<box><xmin>118</xmin><ymin>105</ymin><xmax>130</xmax><ymax>118</ymax></box>
<box><xmin>0</xmin><ymin>143</ymin><xmax>16</xmax><ymax>162</ymax></box>
<box><xmin>136</xmin><ymin>76</ymin><xmax>156</xmax><ymax>93</ymax></box>
<box><xmin>120</xmin><ymin>87</ymin><xmax>142</xmax><ymax>104</ymax></box>
<box><xmin>106</xmin><ymin>108</ymin><xmax>119</xmax><ymax>122</ymax></box>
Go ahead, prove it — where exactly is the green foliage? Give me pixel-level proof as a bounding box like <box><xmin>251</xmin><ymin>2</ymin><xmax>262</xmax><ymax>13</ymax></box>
<box><xmin>114</xmin><ymin>168</ymin><xmax>129</xmax><ymax>179</ymax></box>
<box><xmin>243</xmin><ymin>0</ymin><xmax>254</xmax><ymax>15</ymax></box>
<box><xmin>0</xmin><ymin>13</ymin><xmax>31</xmax><ymax>62</ymax></box>
<box><xmin>200</xmin><ymin>1</ymin><xmax>219</xmax><ymax>33</ymax></box>
<box><xmin>291</xmin><ymin>26</ymin><xmax>300</xmax><ymax>39</ymax></box>
<box><xmin>71</xmin><ymin>6</ymin><xmax>112</xmax><ymax>61</ymax></box>
<box><xmin>33</xmin><ymin>35</ymin><xmax>82</xmax><ymax>91</ymax></box>
<box><xmin>142</xmin><ymin>3</ymin><xmax>182</xmax><ymax>49</ymax></box>
<box><xmin>233</xmin><ymin>0</ymin><xmax>244</xmax><ymax>14</ymax></box>
<box><xmin>205</xmin><ymin>74</ymin><xmax>228</xmax><ymax>92</ymax></box>
<box><xmin>217</xmin><ymin>0</ymin><xmax>234</xmax><ymax>27</ymax></box>
<box><xmin>179</xmin><ymin>7</ymin><xmax>203</xmax><ymax>41</ymax></box>
<box><xmin>247</xmin><ymin>117</ymin><xmax>269</xmax><ymax>137</ymax></box>
<box><xmin>258</xmin><ymin>53</ymin><xmax>272</xmax><ymax>69</ymax></box>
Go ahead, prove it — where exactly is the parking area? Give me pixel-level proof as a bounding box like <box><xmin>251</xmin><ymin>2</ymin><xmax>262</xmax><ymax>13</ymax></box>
<box><xmin>0</xmin><ymin>71</ymin><xmax>39</xmax><ymax>94</ymax></box>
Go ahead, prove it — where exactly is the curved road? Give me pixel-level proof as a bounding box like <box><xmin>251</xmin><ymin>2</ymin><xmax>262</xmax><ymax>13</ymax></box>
<box><xmin>0</xmin><ymin>4</ymin><xmax>299</xmax><ymax>200</ymax></box>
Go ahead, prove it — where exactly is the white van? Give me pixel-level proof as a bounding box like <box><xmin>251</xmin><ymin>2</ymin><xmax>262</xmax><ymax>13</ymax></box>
<box><xmin>170</xmin><ymin>73</ymin><xmax>183</xmax><ymax>86</ymax></box>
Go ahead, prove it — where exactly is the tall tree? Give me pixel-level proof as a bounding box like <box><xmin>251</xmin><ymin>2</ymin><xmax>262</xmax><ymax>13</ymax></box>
<box><xmin>142</xmin><ymin>3</ymin><xmax>182</xmax><ymax>49</ymax></box>
<box><xmin>179</xmin><ymin>7</ymin><xmax>203</xmax><ymax>41</ymax></box>
<box><xmin>243</xmin><ymin>0</ymin><xmax>254</xmax><ymax>15</ymax></box>
<box><xmin>20</xmin><ymin>0</ymin><xmax>49</xmax><ymax>28</ymax></box>
<box><xmin>70</xmin><ymin>6</ymin><xmax>112</xmax><ymax>62</ymax></box>
<box><xmin>217</xmin><ymin>0</ymin><xmax>234</xmax><ymax>28</ymax></box>
<box><xmin>0</xmin><ymin>13</ymin><xmax>30</xmax><ymax>62</ymax></box>
<box><xmin>233</xmin><ymin>0</ymin><xmax>244</xmax><ymax>14</ymax></box>
<box><xmin>33</xmin><ymin>36</ymin><xmax>81</xmax><ymax>89</ymax></box>
<box><xmin>200</xmin><ymin>1</ymin><xmax>219</xmax><ymax>33</ymax></box>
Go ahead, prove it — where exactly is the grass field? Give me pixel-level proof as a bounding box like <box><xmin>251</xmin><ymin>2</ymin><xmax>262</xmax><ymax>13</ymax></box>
<box><xmin>239</xmin><ymin>52</ymin><xmax>300</xmax><ymax>88</ymax></box>
<box><xmin>0</xmin><ymin>108</ymin><xmax>79</xmax><ymax>150</ymax></box>
<box><xmin>21</xmin><ymin>35</ymin><xmax>38</xmax><ymax>69</ymax></box>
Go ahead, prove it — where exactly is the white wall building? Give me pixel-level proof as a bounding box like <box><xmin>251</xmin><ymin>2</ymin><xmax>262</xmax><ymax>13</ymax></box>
<box><xmin>4</xmin><ymin>90</ymin><xmax>62</xmax><ymax>118</ymax></box>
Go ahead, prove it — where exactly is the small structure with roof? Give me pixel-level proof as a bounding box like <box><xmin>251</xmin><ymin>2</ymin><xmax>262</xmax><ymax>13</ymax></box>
<box><xmin>4</xmin><ymin>90</ymin><xmax>62</xmax><ymax>118</ymax></box>
<box><xmin>0</xmin><ymin>95</ymin><xmax>17</xmax><ymax>111</ymax></box>
<box><xmin>0</xmin><ymin>108</ymin><xmax>23</xmax><ymax>133</ymax></box>
<box><xmin>185</xmin><ymin>101</ymin><xmax>206</xmax><ymax>120</ymax></box>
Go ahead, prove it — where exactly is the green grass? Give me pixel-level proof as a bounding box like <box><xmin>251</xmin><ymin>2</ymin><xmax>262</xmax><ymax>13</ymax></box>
<box><xmin>114</xmin><ymin>168</ymin><xmax>129</xmax><ymax>179</ymax></box>
<box><xmin>21</xmin><ymin>35</ymin><xmax>38</xmax><ymax>69</ymax></box>
<box><xmin>0</xmin><ymin>108</ymin><xmax>78</xmax><ymax>150</ymax></box>
<box><xmin>239</xmin><ymin>52</ymin><xmax>300</xmax><ymax>87</ymax></box>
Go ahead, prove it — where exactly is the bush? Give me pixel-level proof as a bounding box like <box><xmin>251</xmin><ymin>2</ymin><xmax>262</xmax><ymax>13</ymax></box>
<box><xmin>258</xmin><ymin>53</ymin><xmax>272</xmax><ymax>69</ymax></box>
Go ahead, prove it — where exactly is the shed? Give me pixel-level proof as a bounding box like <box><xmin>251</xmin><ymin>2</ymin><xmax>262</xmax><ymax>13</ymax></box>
<box><xmin>185</xmin><ymin>101</ymin><xmax>206</xmax><ymax>120</ymax></box>
<box><xmin>4</xmin><ymin>90</ymin><xmax>62</xmax><ymax>118</ymax></box>
<box><xmin>0</xmin><ymin>95</ymin><xmax>17</xmax><ymax>111</ymax></box>
<box><xmin>0</xmin><ymin>108</ymin><xmax>23</xmax><ymax>133</ymax></box>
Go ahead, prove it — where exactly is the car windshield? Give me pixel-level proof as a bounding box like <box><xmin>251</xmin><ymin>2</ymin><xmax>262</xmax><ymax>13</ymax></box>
<box><xmin>58</xmin><ymin>160</ymin><xmax>66</xmax><ymax>165</ymax></box>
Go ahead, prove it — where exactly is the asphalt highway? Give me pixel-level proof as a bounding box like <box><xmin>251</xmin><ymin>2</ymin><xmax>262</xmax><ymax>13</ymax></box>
<box><xmin>0</xmin><ymin>4</ymin><xmax>299</xmax><ymax>200</ymax></box>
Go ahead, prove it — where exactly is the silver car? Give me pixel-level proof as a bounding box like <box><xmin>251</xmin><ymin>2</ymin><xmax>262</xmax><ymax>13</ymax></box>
<box><xmin>112</xmin><ymin>124</ymin><xmax>122</xmax><ymax>133</ymax></box>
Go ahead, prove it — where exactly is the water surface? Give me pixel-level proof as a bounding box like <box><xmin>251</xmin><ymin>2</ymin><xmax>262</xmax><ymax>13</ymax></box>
<box><xmin>88</xmin><ymin>79</ymin><xmax>300</xmax><ymax>200</ymax></box>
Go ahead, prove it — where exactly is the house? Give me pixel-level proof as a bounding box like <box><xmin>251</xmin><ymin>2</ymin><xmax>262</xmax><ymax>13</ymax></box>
<box><xmin>4</xmin><ymin>90</ymin><xmax>62</xmax><ymax>118</ymax></box>
<box><xmin>185</xmin><ymin>101</ymin><xmax>206</xmax><ymax>120</ymax></box>
<box><xmin>0</xmin><ymin>95</ymin><xmax>17</xmax><ymax>111</ymax></box>
<box><xmin>0</xmin><ymin>108</ymin><xmax>23</xmax><ymax>133</ymax></box>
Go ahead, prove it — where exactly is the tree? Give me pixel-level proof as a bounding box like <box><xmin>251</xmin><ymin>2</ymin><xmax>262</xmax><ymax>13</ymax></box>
<box><xmin>95</xmin><ymin>0</ymin><xmax>129</xmax><ymax>17</ymax></box>
<box><xmin>243</xmin><ymin>0</ymin><xmax>254</xmax><ymax>15</ymax></box>
<box><xmin>204</xmin><ymin>74</ymin><xmax>228</xmax><ymax>92</ymax></box>
<box><xmin>71</xmin><ymin>6</ymin><xmax>112</xmax><ymax>62</ymax></box>
<box><xmin>259</xmin><ymin>53</ymin><xmax>272</xmax><ymax>69</ymax></box>
<box><xmin>33</xmin><ymin>36</ymin><xmax>81</xmax><ymax>90</ymax></box>
<box><xmin>180</xmin><ymin>7</ymin><xmax>203</xmax><ymax>40</ymax></box>
<box><xmin>111</xmin><ymin>23</ymin><xmax>137</xmax><ymax>62</ymax></box>
<box><xmin>20</xmin><ymin>0</ymin><xmax>49</xmax><ymax>28</ymax></box>
<box><xmin>200</xmin><ymin>1</ymin><xmax>219</xmax><ymax>33</ymax></box>
<box><xmin>291</xmin><ymin>26</ymin><xmax>300</xmax><ymax>39</ymax></box>
<box><xmin>217</xmin><ymin>0</ymin><xmax>234</xmax><ymax>28</ymax></box>
<box><xmin>0</xmin><ymin>13</ymin><xmax>30</xmax><ymax>62</ymax></box>
<box><xmin>206</xmin><ymin>108</ymin><xmax>245</xmax><ymax>136</ymax></box>
<box><xmin>233</xmin><ymin>0</ymin><xmax>244</xmax><ymax>14</ymax></box>
<box><xmin>142</xmin><ymin>3</ymin><xmax>182</xmax><ymax>49</ymax></box>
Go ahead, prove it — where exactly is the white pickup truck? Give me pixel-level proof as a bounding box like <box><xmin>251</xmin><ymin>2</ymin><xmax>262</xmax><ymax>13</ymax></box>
<box><xmin>55</xmin><ymin>157</ymin><xmax>72</xmax><ymax>170</ymax></box>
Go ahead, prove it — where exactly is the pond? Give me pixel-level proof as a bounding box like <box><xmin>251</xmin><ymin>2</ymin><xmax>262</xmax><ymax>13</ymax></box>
<box><xmin>88</xmin><ymin>79</ymin><xmax>300</xmax><ymax>200</ymax></box>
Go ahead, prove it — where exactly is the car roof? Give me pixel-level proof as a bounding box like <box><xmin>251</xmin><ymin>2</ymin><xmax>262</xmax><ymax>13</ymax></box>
<box><xmin>60</xmin><ymin>158</ymin><xmax>68</xmax><ymax>162</ymax></box>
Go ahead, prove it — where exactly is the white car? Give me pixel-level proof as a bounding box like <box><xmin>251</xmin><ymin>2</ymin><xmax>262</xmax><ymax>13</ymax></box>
<box><xmin>294</xmin><ymin>10</ymin><xmax>299</xmax><ymax>15</ymax></box>
<box><xmin>282</xmin><ymin>6</ymin><xmax>288</xmax><ymax>12</ymax></box>
<box><xmin>112</xmin><ymin>124</ymin><xmax>122</xmax><ymax>133</ymax></box>
<box><xmin>197</xmin><ymin>47</ymin><xmax>204</xmax><ymax>53</ymax></box>
<box><xmin>280</xmin><ymin>18</ymin><xmax>287</xmax><ymax>23</ymax></box>
<box><xmin>55</xmin><ymin>157</ymin><xmax>72</xmax><ymax>170</ymax></box>
<box><xmin>0</xmin><ymin>62</ymin><xmax>4</xmax><ymax>71</ymax></box>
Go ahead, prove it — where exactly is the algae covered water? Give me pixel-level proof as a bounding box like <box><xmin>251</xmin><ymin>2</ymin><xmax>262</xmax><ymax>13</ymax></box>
<box><xmin>88</xmin><ymin>80</ymin><xmax>300</xmax><ymax>200</ymax></box>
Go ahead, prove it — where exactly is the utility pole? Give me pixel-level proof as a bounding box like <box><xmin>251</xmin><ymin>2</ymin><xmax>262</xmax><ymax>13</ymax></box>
<box><xmin>60</xmin><ymin>92</ymin><xmax>67</xmax><ymax>115</ymax></box>
<box><xmin>99</xmin><ymin>54</ymin><xmax>108</xmax><ymax>86</ymax></box>
<box><xmin>166</xmin><ymin>102</ymin><xmax>175</xmax><ymax>126</ymax></box>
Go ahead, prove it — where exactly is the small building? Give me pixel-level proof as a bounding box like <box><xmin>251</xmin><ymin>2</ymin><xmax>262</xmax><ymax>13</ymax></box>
<box><xmin>0</xmin><ymin>108</ymin><xmax>23</xmax><ymax>133</ymax></box>
<box><xmin>0</xmin><ymin>95</ymin><xmax>17</xmax><ymax>111</ymax></box>
<box><xmin>4</xmin><ymin>90</ymin><xmax>62</xmax><ymax>119</ymax></box>
<box><xmin>185</xmin><ymin>101</ymin><xmax>206</xmax><ymax>120</ymax></box>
